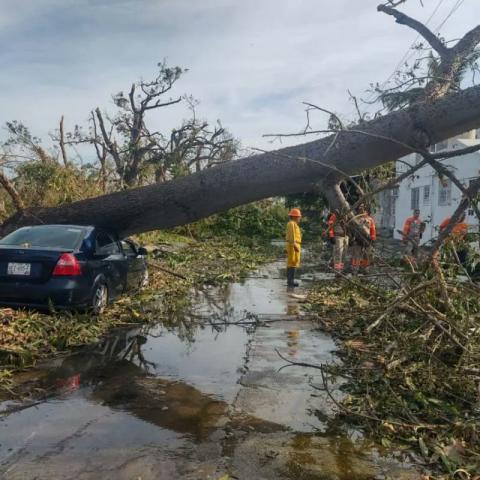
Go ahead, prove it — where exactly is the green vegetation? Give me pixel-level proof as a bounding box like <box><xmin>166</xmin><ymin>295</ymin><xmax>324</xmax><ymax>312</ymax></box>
<box><xmin>304</xmin><ymin>273</ymin><xmax>480</xmax><ymax>480</ymax></box>
<box><xmin>180</xmin><ymin>200</ymin><xmax>286</xmax><ymax>240</ymax></box>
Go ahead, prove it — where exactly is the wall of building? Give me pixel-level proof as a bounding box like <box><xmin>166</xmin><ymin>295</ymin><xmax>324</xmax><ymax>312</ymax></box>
<box><xmin>372</xmin><ymin>188</ymin><xmax>395</xmax><ymax>233</ymax></box>
<box><xmin>393</xmin><ymin>137</ymin><xmax>480</xmax><ymax>244</ymax></box>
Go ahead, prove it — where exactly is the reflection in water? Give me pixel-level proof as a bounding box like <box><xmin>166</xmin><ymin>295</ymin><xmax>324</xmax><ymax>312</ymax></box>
<box><xmin>285</xmin><ymin>433</ymin><xmax>376</xmax><ymax>480</ymax></box>
<box><xmin>28</xmin><ymin>325</ymin><xmax>283</xmax><ymax>443</ymax></box>
<box><xmin>285</xmin><ymin>329</ymin><xmax>300</xmax><ymax>357</ymax></box>
<box><xmin>92</xmin><ymin>370</ymin><xmax>228</xmax><ymax>441</ymax></box>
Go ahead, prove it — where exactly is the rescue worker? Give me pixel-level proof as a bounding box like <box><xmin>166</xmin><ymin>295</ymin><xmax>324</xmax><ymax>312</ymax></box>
<box><xmin>285</xmin><ymin>208</ymin><xmax>302</xmax><ymax>287</ymax></box>
<box><xmin>350</xmin><ymin>204</ymin><xmax>377</xmax><ymax>275</ymax></box>
<box><xmin>402</xmin><ymin>209</ymin><xmax>422</xmax><ymax>263</ymax></box>
<box><xmin>327</xmin><ymin>209</ymin><xmax>349</xmax><ymax>274</ymax></box>
<box><xmin>439</xmin><ymin>213</ymin><xmax>469</xmax><ymax>267</ymax></box>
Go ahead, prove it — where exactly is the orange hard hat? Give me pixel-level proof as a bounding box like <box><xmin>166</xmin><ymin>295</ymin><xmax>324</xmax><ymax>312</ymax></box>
<box><xmin>288</xmin><ymin>208</ymin><xmax>302</xmax><ymax>217</ymax></box>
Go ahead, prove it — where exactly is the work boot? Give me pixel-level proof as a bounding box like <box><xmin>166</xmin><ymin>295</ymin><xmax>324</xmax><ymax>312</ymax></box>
<box><xmin>286</xmin><ymin>267</ymin><xmax>299</xmax><ymax>287</ymax></box>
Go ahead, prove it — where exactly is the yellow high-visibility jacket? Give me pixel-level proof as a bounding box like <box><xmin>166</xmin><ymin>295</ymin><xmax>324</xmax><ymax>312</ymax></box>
<box><xmin>286</xmin><ymin>220</ymin><xmax>302</xmax><ymax>268</ymax></box>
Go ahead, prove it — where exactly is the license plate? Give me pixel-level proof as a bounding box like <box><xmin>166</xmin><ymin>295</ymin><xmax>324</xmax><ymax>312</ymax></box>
<box><xmin>7</xmin><ymin>262</ymin><xmax>31</xmax><ymax>276</ymax></box>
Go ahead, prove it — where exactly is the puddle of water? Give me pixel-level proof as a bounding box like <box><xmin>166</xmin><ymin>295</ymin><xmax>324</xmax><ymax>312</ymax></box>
<box><xmin>132</xmin><ymin>325</ymin><xmax>249</xmax><ymax>400</ymax></box>
<box><xmin>0</xmin><ymin>247</ymin><xmax>418</xmax><ymax>480</ymax></box>
<box><xmin>192</xmin><ymin>259</ymin><xmax>292</xmax><ymax>318</ymax></box>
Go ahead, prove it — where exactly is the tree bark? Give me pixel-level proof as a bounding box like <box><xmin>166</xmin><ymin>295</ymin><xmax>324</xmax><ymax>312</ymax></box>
<box><xmin>59</xmin><ymin>115</ymin><xmax>68</xmax><ymax>167</ymax></box>
<box><xmin>0</xmin><ymin>171</ymin><xmax>24</xmax><ymax>212</ymax></box>
<box><xmin>2</xmin><ymin>84</ymin><xmax>480</xmax><ymax>238</ymax></box>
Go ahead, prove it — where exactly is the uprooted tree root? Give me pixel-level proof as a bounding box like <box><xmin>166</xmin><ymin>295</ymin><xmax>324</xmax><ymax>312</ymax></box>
<box><xmin>305</xmin><ymin>270</ymin><xmax>480</xmax><ymax>479</ymax></box>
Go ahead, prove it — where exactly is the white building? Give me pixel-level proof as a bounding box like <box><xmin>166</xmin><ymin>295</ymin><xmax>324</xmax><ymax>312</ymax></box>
<box><xmin>391</xmin><ymin>130</ymin><xmax>480</xmax><ymax>244</ymax></box>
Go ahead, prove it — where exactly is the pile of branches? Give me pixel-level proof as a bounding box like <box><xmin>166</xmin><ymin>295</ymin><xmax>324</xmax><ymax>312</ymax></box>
<box><xmin>305</xmin><ymin>263</ymin><xmax>480</xmax><ymax>479</ymax></box>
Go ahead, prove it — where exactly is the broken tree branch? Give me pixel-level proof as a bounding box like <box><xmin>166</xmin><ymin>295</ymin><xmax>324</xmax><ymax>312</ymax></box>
<box><xmin>0</xmin><ymin>169</ymin><xmax>24</xmax><ymax>211</ymax></box>
<box><xmin>377</xmin><ymin>4</ymin><xmax>448</xmax><ymax>56</ymax></box>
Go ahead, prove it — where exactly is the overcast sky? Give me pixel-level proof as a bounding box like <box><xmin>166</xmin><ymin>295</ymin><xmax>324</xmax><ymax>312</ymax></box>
<box><xmin>0</xmin><ymin>0</ymin><xmax>477</xmax><ymax>152</ymax></box>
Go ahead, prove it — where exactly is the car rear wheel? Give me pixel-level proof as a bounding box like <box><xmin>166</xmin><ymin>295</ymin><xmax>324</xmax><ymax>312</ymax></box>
<box><xmin>91</xmin><ymin>282</ymin><xmax>108</xmax><ymax>315</ymax></box>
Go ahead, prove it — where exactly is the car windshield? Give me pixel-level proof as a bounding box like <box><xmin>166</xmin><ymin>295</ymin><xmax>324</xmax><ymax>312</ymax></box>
<box><xmin>0</xmin><ymin>226</ymin><xmax>85</xmax><ymax>249</ymax></box>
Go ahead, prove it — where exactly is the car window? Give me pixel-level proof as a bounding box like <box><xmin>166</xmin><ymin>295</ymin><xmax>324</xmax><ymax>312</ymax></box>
<box><xmin>95</xmin><ymin>232</ymin><xmax>120</xmax><ymax>255</ymax></box>
<box><xmin>0</xmin><ymin>226</ymin><xmax>84</xmax><ymax>249</ymax></box>
<box><xmin>121</xmin><ymin>240</ymin><xmax>137</xmax><ymax>256</ymax></box>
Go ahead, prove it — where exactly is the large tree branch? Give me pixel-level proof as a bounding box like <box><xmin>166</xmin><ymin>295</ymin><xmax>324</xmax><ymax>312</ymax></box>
<box><xmin>95</xmin><ymin>108</ymin><xmax>124</xmax><ymax>177</ymax></box>
<box><xmin>379</xmin><ymin>4</ymin><xmax>480</xmax><ymax>101</ymax></box>
<box><xmin>453</xmin><ymin>25</ymin><xmax>480</xmax><ymax>59</ymax></box>
<box><xmin>143</xmin><ymin>97</ymin><xmax>182</xmax><ymax>111</ymax></box>
<box><xmin>128</xmin><ymin>83</ymin><xmax>138</xmax><ymax>113</ymax></box>
<box><xmin>377</xmin><ymin>4</ymin><xmax>448</xmax><ymax>56</ymax></box>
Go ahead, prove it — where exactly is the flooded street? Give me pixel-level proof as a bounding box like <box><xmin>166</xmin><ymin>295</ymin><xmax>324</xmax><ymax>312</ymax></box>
<box><xmin>0</xmin><ymin>253</ymin><xmax>418</xmax><ymax>479</ymax></box>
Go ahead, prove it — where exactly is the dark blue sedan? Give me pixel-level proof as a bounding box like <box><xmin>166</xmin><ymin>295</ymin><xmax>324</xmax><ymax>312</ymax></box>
<box><xmin>0</xmin><ymin>225</ymin><xmax>148</xmax><ymax>314</ymax></box>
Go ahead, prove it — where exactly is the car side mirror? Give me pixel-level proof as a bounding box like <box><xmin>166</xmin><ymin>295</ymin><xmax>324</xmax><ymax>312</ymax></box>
<box><xmin>137</xmin><ymin>247</ymin><xmax>148</xmax><ymax>257</ymax></box>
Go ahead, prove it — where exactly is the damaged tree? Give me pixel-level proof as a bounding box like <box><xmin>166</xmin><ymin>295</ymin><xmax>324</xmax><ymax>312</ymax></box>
<box><xmin>46</xmin><ymin>65</ymin><xmax>237</xmax><ymax>190</ymax></box>
<box><xmin>1</xmin><ymin>3</ymin><xmax>480</xmax><ymax>238</ymax></box>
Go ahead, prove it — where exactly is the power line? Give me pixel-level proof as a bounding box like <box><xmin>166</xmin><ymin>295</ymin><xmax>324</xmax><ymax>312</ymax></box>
<box><xmin>434</xmin><ymin>0</ymin><xmax>465</xmax><ymax>32</ymax></box>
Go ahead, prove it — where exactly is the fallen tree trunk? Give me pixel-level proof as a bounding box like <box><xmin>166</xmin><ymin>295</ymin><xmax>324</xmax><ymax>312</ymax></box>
<box><xmin>2</xmin><ymin>84</ymin><xmax>480</xmax><ymax>238</ymax></box>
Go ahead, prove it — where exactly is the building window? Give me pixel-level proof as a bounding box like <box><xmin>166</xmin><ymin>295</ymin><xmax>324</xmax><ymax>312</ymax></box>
<box><xmin>423</xmin><ymin>185</ymin><xmax>431</xmax><ymax>205</ymax></box>
<box><xmin>392</xmin><ymin>186</ymin><xmax>399</xmax><ymax>198</ymax></box>
<box><xmin>438</xmin><ymin>179</ymin><xmax>451</xmax><ymax>206</ymax></box>
<box><xmin>411</xmin><ymin>187</ymin><xmax>420</xmax><ymax>210</ymax></box>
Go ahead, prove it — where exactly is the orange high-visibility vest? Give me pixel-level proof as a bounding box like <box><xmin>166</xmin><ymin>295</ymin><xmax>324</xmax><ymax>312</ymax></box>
<box><xmin>327</xmin><ymin>213</ymin><xmax>336</xmax><ymax>238</ymax></box>
<box><xmin>403</xmin><ymin>216</ymin><xmax>421</xmax><ymax>240</ymax></box>
<box><xmin>327</xmin><ymin>213</ymin><xmax>347</xmax><ymax>238</ymax></box>
<box><xmin>357</xmin><ymin>214</ymin><xmax>377</xmax><ymax>241</ymax></box>
<box><xmin>440</xmin><ymin>217</ymin><xmax>468</xmax><ymax>239</ymax></box>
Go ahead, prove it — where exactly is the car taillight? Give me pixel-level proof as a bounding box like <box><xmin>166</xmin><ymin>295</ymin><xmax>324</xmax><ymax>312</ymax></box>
<box><xmin>53</xmin><ymin>253</ymin><xmax>82</xmax><ymax>276</ymax></box>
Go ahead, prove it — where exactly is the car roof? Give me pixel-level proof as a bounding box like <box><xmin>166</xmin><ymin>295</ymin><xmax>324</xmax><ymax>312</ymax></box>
<box><xmin>19</xmin><ymin>224</ymin><xmax>92</xmax><ymax>227</ymax></box>
<box><xmin>17</xmin><ymin>224</ymin><xmax>95</xmax><ymax>231</ymax></box>
<box><xmin>12</xmin><ymin>225</ymin><xmax>122</xmax><ymax>238</ymax></box>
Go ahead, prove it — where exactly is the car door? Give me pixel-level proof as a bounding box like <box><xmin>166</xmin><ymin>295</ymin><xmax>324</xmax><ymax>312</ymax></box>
<box><xmin>120</xmin><ymin>240</ymin><xmax>144</xmax><ymax>290</ymax></box>
<box><xmin>94</xmin><ymin>231</ymin><xmax>127</xmax><ymax>296</ymax></box>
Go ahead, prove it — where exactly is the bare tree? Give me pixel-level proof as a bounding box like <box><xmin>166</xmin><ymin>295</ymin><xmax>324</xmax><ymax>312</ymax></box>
<box><xmin>92</xmin><ymin>62</ymin><xmax>184</xmax><ymax>186</ymax></box>
<box><xmin>153</xmin><ymin>98</ymin><xmax>237</xmax><ymax>181</ymax></box>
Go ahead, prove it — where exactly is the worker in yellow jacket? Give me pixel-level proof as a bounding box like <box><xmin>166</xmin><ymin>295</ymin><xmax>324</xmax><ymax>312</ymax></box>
<box><xmin>286</xmin><ymin>208</ymin><xmax>302</xmax><ymax>287</ymax></box>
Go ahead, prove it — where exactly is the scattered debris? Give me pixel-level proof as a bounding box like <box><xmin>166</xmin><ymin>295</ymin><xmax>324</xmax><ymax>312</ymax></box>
<box><xmin>304</xmin><ymin>258</ymin><xmax>480</xmax><ymax>479</ymax></box>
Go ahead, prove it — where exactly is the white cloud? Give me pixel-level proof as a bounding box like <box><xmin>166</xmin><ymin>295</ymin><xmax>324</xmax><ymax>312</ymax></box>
<box><xmin>0</xmin><ymin>0</ymin><xmax>477</xmax><ymax>152</ymax></box>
